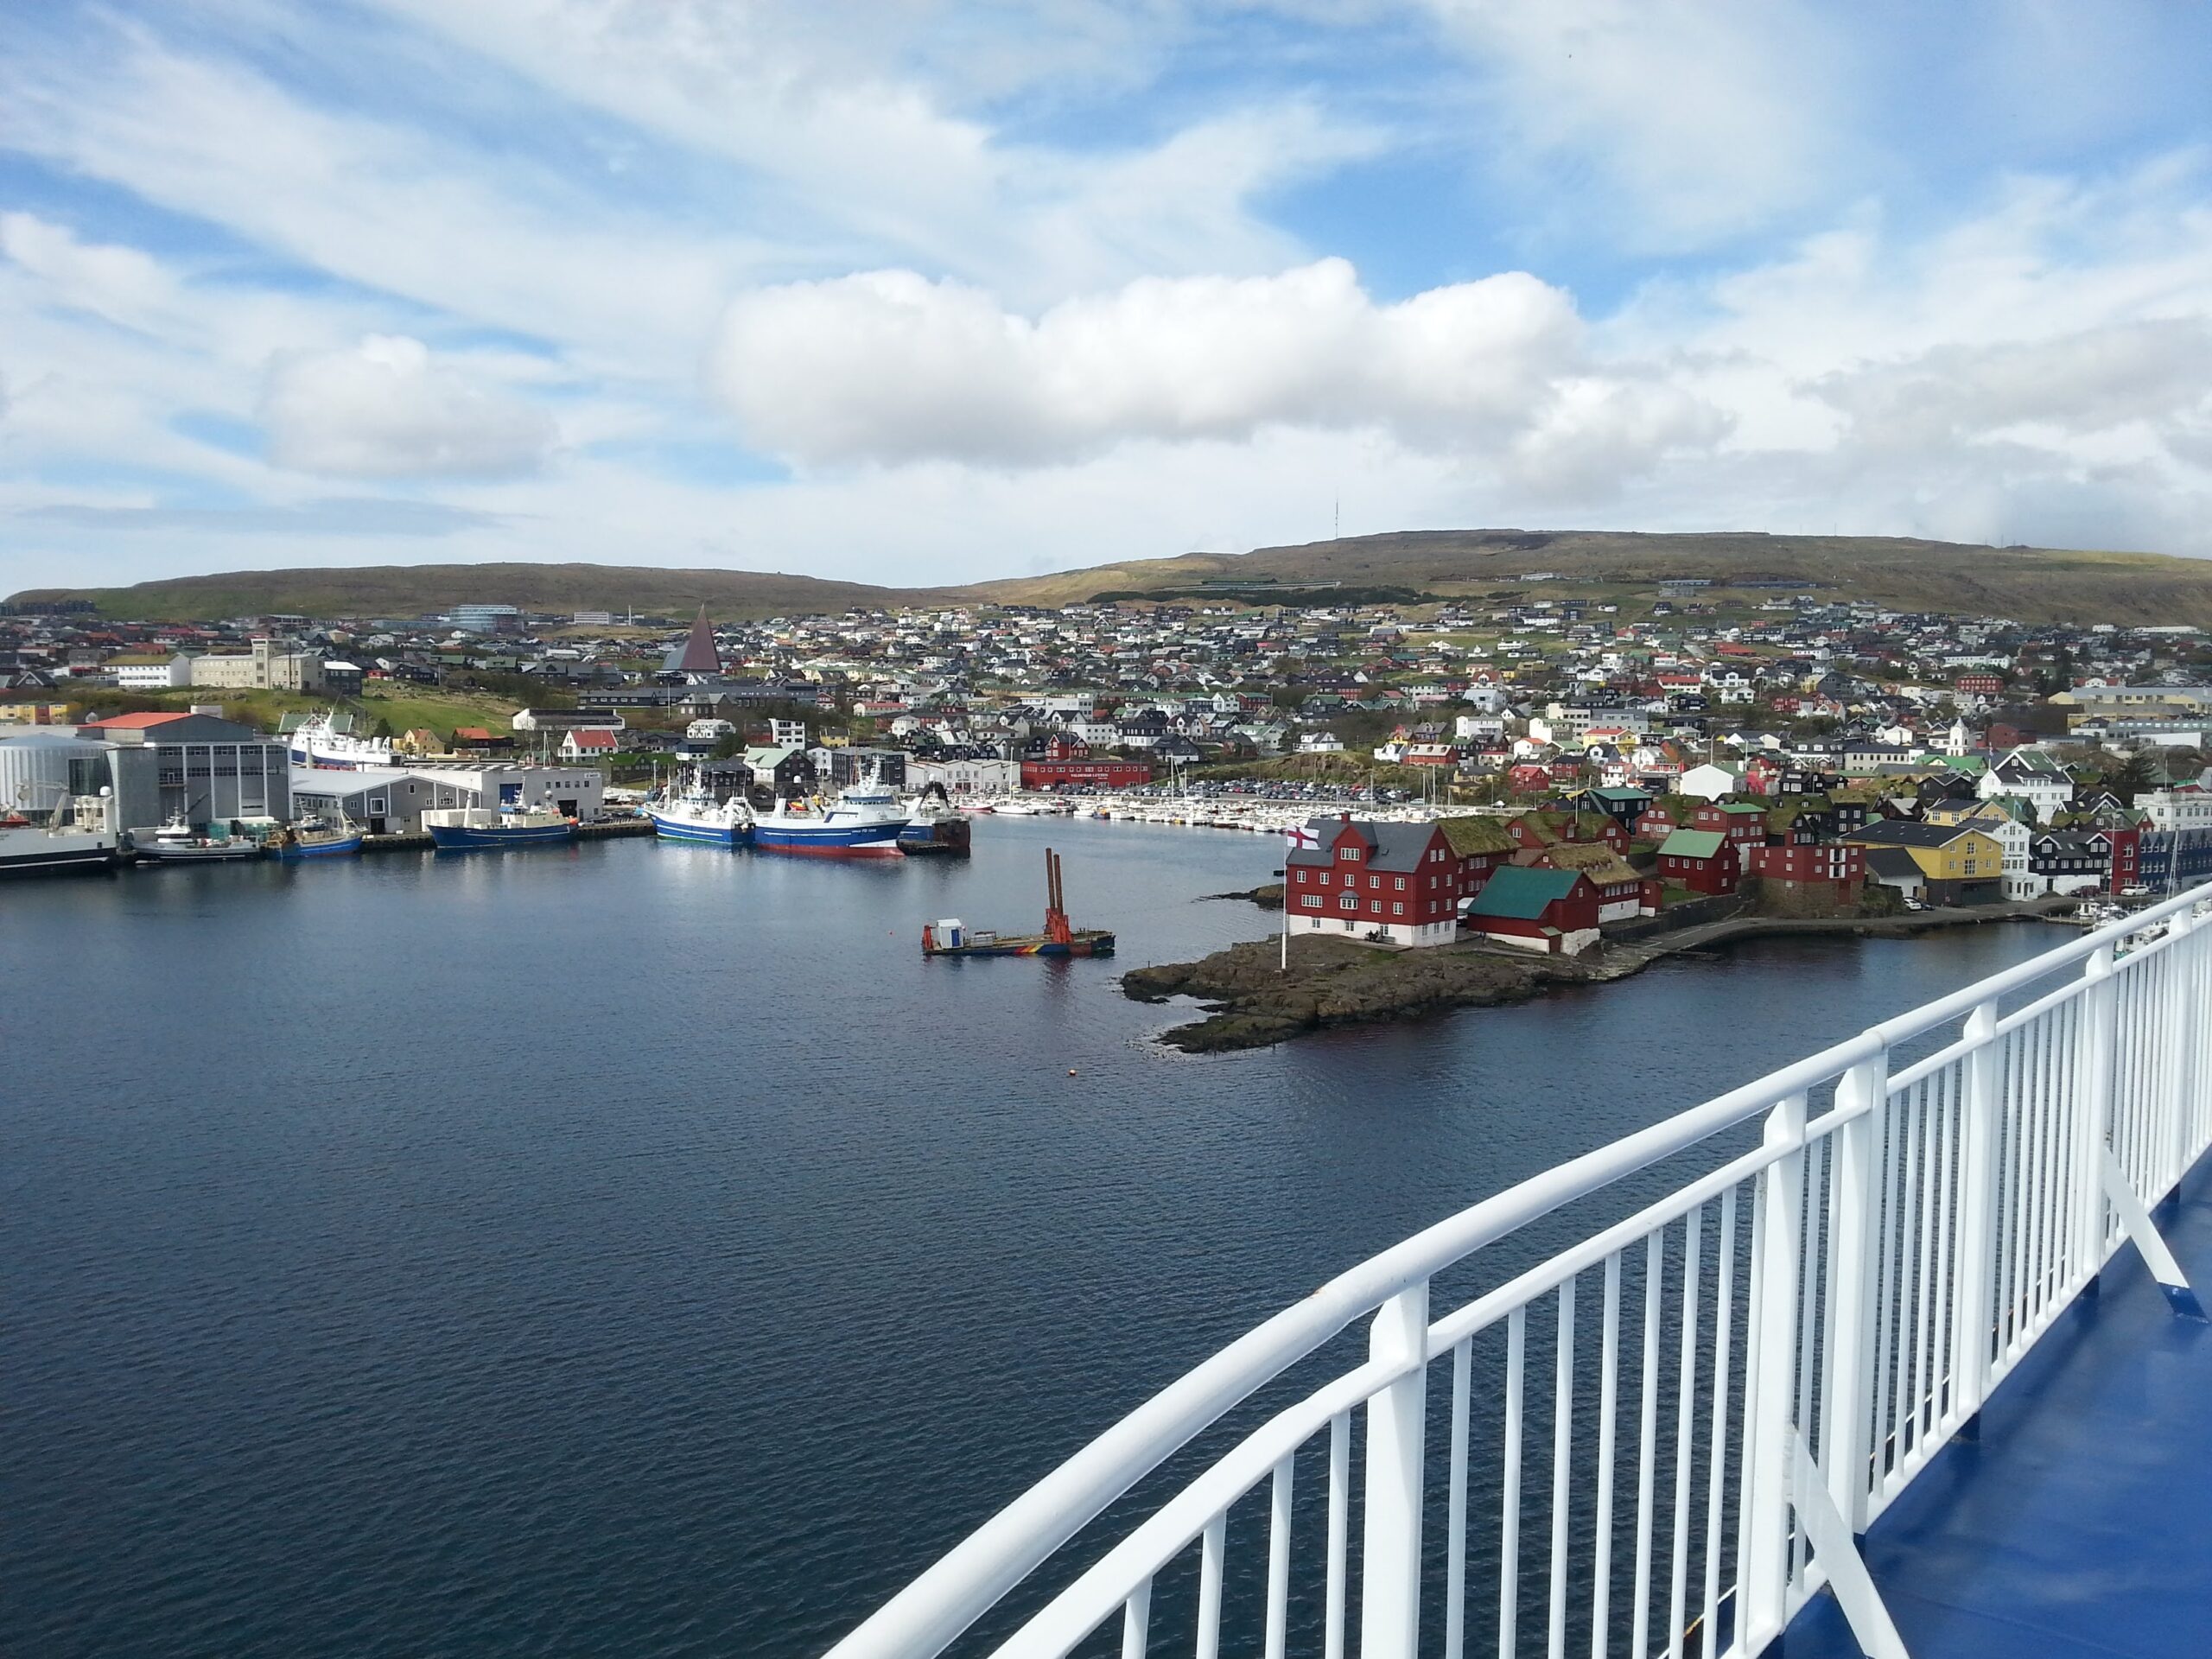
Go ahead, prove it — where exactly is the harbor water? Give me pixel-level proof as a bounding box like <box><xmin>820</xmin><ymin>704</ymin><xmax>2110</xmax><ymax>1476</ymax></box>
<box><xmin>3</xmin><ymin>821</ymin><xmax>2063</xmax><ymax>1657</ymax></box>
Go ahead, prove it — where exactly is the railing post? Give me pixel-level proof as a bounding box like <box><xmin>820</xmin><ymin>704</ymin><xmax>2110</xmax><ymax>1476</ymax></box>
<box><xmin>1949</xmin><ymin>1001</ymin><xmax>2002</xmax><ymax>1426</ymax></box>
<box><xmin>2075</xmin><ymin>944</ymin><xmax>2119</xmax><ymax>1293</ymax></box>
<box><xmin>2164</xmin><ymin>909</ymin><xmax>2200</xmax><ymax>1208</ymax></box>
<box><xmin>1821</xmin><ymin>1053</ymin><xmax>1886</xmax><ymax>1534</ymax></box>
<box><xmin>1742</xmin><ymin>1092</ymin><xmax>1806</xmax><ymax>1648</ymax></box>
<box><xmin>1361</xmin><ymin>1280</ymin><xmax>1430</xmax><ymax>1659</ymax></box>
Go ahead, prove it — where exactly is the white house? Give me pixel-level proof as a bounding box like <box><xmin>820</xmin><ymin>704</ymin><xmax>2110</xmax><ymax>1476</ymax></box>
<box><xmin>110</xmin><ymin>653</ymin><xmax>194</xmax><ymax>690</ymax></box>
<box><xmin>1977</xmin><ymin>748</ymin><xmax>2073</xmax><ymax>822</ymax></box>
<box><xmin>1298</xmin><ymin>730</ymin><xmax>1345</xmax><ymax>754</ymax></box>
<box><xmin>1679</xmin><ymin>762</ymin><xmax>1744</xmax><ymax>801</ymax></box>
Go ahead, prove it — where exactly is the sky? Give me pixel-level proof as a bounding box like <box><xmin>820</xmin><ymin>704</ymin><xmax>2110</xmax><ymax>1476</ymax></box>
<box><xmin>3</xmin><ymin>2</ymin><xmax>2212</xmax><ymax>595</ymax></box>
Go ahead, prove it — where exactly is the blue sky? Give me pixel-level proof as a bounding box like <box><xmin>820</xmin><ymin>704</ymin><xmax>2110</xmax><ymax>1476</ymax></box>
<box><xmin>3</xmin><ymin>1</ymin><xmax>2211</xmax><ymax>594</ymax></box>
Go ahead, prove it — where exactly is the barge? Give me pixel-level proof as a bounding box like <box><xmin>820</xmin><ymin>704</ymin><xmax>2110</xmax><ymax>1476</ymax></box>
<box><xmin>923</xmin><ymin>849</ymin><xmax>1114</xmax><ymax>957</ymax></box>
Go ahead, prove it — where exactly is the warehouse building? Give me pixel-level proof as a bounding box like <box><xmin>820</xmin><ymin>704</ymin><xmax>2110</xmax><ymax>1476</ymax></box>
<box><xmin>78</xmin><ymin>711</ymin><xmax>293</xmax><ymax>832</ymax></box>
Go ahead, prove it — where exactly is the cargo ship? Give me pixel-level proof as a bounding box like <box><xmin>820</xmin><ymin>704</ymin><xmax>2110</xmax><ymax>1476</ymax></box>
<box><xmin>753</xmin><ymin>766</ymin><xmax>906</xmax><ymax>857</ymax></box>
<box><xmin>423</xmin><ymin>804</ymin><xmax>576</xmax><ymax>849</ymax></box>
<box><xmin>922</xmin><ymin>849</ymin><xmax>1114</xmax><ymax>957</ymax></box>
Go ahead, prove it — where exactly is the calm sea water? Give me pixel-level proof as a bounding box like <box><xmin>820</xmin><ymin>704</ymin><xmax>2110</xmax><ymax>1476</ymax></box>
<box><xmin>3</xmin><ymin>821</ymin><xmax>2063</xmax><ymax>1657</ymax></box>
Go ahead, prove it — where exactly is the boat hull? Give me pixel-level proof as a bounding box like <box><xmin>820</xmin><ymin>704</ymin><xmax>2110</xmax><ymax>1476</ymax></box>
<box><xmin>648</xmin><ymin>810</ymin><xmax>753</xmax><ymax>848</ymax></box>
<box><xmin>753</xmin><ymin>823</ymin><xmax>905</xmax><ymax>856</ymax></box>
<box><xmin>276</xmin><ymin>836</ymin><xmax>364</xmax><ymax>860</ymax></box>
<box><xmin>0</xmin><ymin>842</ymin><xmax>118</xmax><ymax>876</ymax></box>
<box><xmin>898</xmin><ymin>819</ymin><xmax>972</xmax><ymax>856</ymax></box>
<box><xmin>142</xmin><ymin>842</ymin><xmax>262</xmax><ymax>861</ymax></box>
<box><xmin>925</xmin><ymin>931</ymin><xmax>1116</xmax><ymax>958</ymax></box>
<box><xmin>427</xmin><ymin>822</ymin><xmax>577</xmax><ymax>850</ymax></box>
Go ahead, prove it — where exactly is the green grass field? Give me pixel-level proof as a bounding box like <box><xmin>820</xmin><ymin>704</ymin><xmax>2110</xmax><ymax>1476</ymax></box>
<box><xmin>76</xmin><ymin>683</ymin><xmax>523</xmax><ymax>741</ymax></box>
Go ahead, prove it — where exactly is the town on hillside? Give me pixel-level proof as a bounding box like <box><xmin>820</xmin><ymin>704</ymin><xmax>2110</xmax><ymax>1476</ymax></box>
<box><xmin>3</xmin><ymin>588</ymin><xmax>2209</xmax><ymax>925</ymax></box>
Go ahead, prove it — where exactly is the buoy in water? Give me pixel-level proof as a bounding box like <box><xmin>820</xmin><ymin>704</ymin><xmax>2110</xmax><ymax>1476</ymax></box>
<box><xmin>1067</xmin><ymin>1068</ymin><xmax>1078</xmax><ymax>1077</ymax></box>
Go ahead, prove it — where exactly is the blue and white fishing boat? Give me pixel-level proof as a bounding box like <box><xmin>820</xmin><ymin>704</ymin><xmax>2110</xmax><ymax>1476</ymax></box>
<box><xmin>647</xmin><ymin>774</ymin><xmax>755</xmax><ymax>847</ymax></box>
<box><xmin>272</xmin><ymin>814</ymin><xmax>364</xmax><ymax>860</ymax></box>
<box><xmin>422</xmin><ymin>803</ymin><xmax>576</xmax><ymax>850</ymax></box>
<box><xmin>753</xmin><ymin>766</ymin><xmax>906</xmax><ymax>857</ymax></box>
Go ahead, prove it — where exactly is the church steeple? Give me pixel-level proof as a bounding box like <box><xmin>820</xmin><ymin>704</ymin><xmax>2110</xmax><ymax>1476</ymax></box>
<box><xmin>677</xmin><ymin>603</ymin><xmax>721</xmax><ymax>678</ymax></box>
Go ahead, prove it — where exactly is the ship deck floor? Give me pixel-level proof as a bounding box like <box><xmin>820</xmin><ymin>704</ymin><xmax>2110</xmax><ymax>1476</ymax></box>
<box><xmin>1784</xmin><ymin>1155</ymin><xmax>2212</xmax><ymax>1659</ymax></box>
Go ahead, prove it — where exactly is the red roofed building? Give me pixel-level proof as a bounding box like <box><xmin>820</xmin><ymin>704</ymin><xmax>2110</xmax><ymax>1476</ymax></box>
<box><xmin>559</xmin><ymin>728</ymin><xmax>620</xmax><ymax>760</ymax></box>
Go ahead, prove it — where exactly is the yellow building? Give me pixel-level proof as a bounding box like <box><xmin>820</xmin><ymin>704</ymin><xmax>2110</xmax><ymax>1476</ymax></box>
<box><xmin>1845</xmin><ymin>822</ymin><xmax>2006</xmax><ymax>901</ymax></box>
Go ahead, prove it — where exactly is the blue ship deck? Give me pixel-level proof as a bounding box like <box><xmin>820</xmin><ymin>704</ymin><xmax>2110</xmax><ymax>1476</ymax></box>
<box><xmin>1787</xmin><ymin>1157</ymin><xmax>2212</xmax><ymax>1659</ymax></box>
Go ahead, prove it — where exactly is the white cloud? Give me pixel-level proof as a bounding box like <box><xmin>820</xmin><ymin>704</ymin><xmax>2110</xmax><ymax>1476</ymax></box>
<box><xmin>1423</xmin><ymin>0</ymin><xmax>1853</xmax><ymax>247</ymax></box>
<box><xmin>710</xmin><ymin>257</ymin><xmax>1722</xmax><ymax>482</ymax></box>
<box><xmin>260</xmin><ymin>335</ymin><xmax>557</xmax><ymax>478</ymax></box>
<box><xmin>354</xmin><ymin>0</ymin><xmax>1377</xmax><ymax>301</ymax></box>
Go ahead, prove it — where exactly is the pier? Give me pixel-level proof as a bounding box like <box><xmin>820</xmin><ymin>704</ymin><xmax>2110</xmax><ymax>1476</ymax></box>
<box><xmin>823</xmin><ymin>882</ymin><xmax>2212</xmax><ymax>1659</ymax></box>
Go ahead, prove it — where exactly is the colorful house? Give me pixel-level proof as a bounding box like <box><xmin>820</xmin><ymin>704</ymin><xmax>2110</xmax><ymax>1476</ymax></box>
<box><xmin>1286</xmin><ymin>817</ymin><xmax>1468</xmax><ymax>947</ymax></box>
<box><xmin>1462</xmin><ymin>867</ymin><xmax>1601</xmax><ymax>956</ymax></box>
<box><xmin>1656</xmin><ymin>829</ymin><xmax>1740</xmax><ymax>895</ymax></box>
<box><xmin>1844</xmin><ymin>822</ymin><xmax>2005</xmax><ymax>906</ymax></box>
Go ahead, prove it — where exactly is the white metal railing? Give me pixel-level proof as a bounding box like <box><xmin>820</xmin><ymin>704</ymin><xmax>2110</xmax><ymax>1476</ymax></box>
<box><xmin>825</xmin><ymin>886</ymin><xmax>2212</xmax><ymax>1659</ymax></box>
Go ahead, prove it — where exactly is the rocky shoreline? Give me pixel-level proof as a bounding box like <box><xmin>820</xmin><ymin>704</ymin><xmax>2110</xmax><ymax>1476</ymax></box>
<box><xmin>1123</xmin><ymin>894</ymin><xmax>2083</xmax><ymax>1052</ymax></box>
<box><xmin>1122</xmin><ymin>934</ymin><xmax>1612</xmax><ymax>1052</ymax></box>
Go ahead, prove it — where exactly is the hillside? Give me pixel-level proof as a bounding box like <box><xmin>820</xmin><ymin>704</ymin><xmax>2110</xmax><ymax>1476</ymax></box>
<box><xmin>13</xmin><ymin>531</ymin><xmax>2212</xmax><ymax>626</ymax></box>
<box><xmin>5</xmin><ymin>562</ymin><xmax>933</xmax><ymax>623</ymax></box>
<box><xmin>969</xmin><ymin>531</ymin><xmax>2212</xmax><ymax>626</ymax></box>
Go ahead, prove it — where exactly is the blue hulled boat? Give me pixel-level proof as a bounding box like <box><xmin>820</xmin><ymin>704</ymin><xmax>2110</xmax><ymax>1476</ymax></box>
<box><xmin>273</xmin><ymin>815</ymin><xmax>364</xmax><ymax>860</ymax></box>
<box><xmin>422</xmin><ymin>804</ymin><xmax>576</xmax><ymax>850</ymax></box>
<box><xmin>647</xmin><ymin>775</ymin><xmax>755</xmax><ymax>847</ymax></box>
<box><xmin>752</xmin><ymin>768</ymin><xmax>906</xmax><ymax>857</ymax></box>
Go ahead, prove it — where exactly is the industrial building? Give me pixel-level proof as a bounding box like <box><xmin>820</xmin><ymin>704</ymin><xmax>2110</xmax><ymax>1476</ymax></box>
<box><xmin>77</xmin><ymin>711</ymin><xmax>293</xmax><ymax>831</ymax></box>
<box><xmin>289</xmin><ymin>762</ymin><xmax>605</xmax><ymax>835</ymax></box>
<box><xmin>0</xmin><ymin>729</ymin><xmax>115</xmax><ymax>817</ymax></box>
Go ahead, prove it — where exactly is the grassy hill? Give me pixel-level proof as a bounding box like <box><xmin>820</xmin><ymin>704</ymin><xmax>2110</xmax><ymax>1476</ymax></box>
<box><xmin>6</xmin><ymin>562</ymin><xmax>934</xmax><ymax>623</ymax></box>
<box><xmin>14</xmin><ymin>531</ymin><xmax>2212</xmax><ymax>626</ymax></box>
<box><xmin>969</xmin><ymin>530</ymin><xmax>2212</xmax><ymax>626</ymax></box>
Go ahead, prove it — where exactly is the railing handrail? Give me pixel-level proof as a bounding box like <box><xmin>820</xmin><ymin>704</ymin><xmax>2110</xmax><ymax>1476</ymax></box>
<box><xmin>825</xmin><ymin>886</ymin><xmax>2208</xmax><ymax>1659</ymax></box>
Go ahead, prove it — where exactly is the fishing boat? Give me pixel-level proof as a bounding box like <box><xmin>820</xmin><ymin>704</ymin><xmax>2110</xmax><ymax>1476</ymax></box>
<box><xmin>272</xmin><ymin>814</ymin><xmax>364</xmax><ymax>860</ymax></box>
<box><xmin>422</xmin><ymin>804</ymin><xmax>576</xmax><ymax>850</ymax></box>
<box><xmin>921</xmin><ymin>848</ymin><xmax>1115</xmax><ymax>958</ymax></box>
<box><xmin>753</xmin><ymin>766</ymin><xmax>906</xmax><ymax>857</ymax></box>
<box><xmin>647</xmin><ymin>773</ymin><xmax>755</xmax><ymax>847</ymax></box>
<box><xmin>138</xmin><ymin>815</ymin><xmax>263</xmax><ymax>861</ymax></box>
<box><xmin>284</xmin><ymin>710</ymin><xmax>394</xmax><ymax>771</ymax></box>
<box><xmin>897</xmin><ymin>783</ymin><xmax>971</xmax><ymax>857</ymax></box>
<box><xmin>0</xmin><ymin>789</ymin><xmax>120</xmax><ymax>877</ymax></box>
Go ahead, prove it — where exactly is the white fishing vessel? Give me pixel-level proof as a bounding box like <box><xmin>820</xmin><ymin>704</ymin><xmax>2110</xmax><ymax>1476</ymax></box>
<box><xmin>753</xmin><ymin>765</ymin><xmax>907</xmax><ymax>857</ymax></box>
<box><xmin>0</xmin><ymin>788</ymin><xmax>120</xmax><ymax>877</ymax></box>
<box><xmin>139</xmin><ymin>814</ymin><xmax>263</xmax><ymax>861</ymax></box>
<box><xmin>648</xmin><ymin>772</ymin><xmax>755</xmax><ymax>848</ymax></box>
<box><xmin>285</xmin><ymin>710</ymin><xmax>393</xmax><ymax>771</ymax></box>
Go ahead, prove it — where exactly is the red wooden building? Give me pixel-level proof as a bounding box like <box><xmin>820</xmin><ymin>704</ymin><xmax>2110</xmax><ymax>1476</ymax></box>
<box><xmin>1286</xmin><ymin>817</ymin><xmax>1468</xmax><ymax>947</ymax></box>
